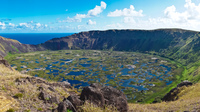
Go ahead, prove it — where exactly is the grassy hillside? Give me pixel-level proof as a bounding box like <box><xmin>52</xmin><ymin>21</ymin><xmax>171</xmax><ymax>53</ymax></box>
<box><xmin>0</xmin><ymin>36</ymin><xmax>43</xmax><ymax>57</ymax></box>
<box><xmin>0</xmin><ymin>63</ymin><xmax>119</xmax><ymax>112</ymax></box>
<box><xmin>129</xmin><ymin>83</ymin><xmax>200</xmax><ymax>111</ymax></box>
<box><xmin>0</xmin><ymin>64</ymin><xmax>71</xmax><ymax>111</ymax></box>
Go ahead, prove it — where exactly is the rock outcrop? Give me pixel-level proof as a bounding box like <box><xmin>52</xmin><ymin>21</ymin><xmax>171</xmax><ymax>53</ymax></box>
<box><xmin>15</xmin><ymin>77</ymin><xmax>72</xmax><ymax>89</ymax></box>
<box><xmin>162</xmin><ymin>81</ymin><xmax>193</xmax><ymax>101</ymax></box>
<box><xmin>57</xmin><ymin>98</ymin><xmax>77</xmax><ymax>112</ymax></box>
<box><xmin>80</xmin><ymin>84</ymin><xmax>105</xmax><ymax>107</ymax></box>
<box><xmin>67</xmin><ymin>95</ymin><xmax>83</xmax><ymax>110</ymax></box>
<box><xmin>101</xmin><ymin>86</ymin><xmax>128</xmax><ymax>112</ymax></box>
<box><xmin>38</xmin><ymin>91</ymin><xmax>59</xmax><ymax>104</ymax></box>
<box><xmin>0</xmin><ymin>55</ymin><xmax>12</xmax><ymax>70</ymax></box>
<box><xmin>57</xmin><ymin>83</ymin><xmax>128</xmax><ymax>112</ymax></box>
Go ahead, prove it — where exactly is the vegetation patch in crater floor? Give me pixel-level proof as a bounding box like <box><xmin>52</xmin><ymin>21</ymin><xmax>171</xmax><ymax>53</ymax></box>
<box><xmin>5</xmin><ymin>50</ymin><xmax>184</xmax><ymax>103</ymax></box>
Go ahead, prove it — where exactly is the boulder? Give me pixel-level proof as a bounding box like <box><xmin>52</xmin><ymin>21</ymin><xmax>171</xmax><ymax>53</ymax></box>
<box><xmin>38</xmin><ymin>91</ymin><xmax>59</xmax><ymax>104</ymax></box>
<box><xmin>25</xmin><ymin>77</ymin><xmax>46</xmax><ymax>84</ymax></box>
<box><xmin>38</xmin><ymin>86</ymin><xmax>44</xmax><ymax>91</ymax></box>
<box><xmin>101</xmin><ymin>86</ymin><xmax>128</xmax><ymax>112</ymax></box>
<box><xmin>80</xmin><ymin>83</ymin><xmax>128</xmax><ymax>112</ymax></box>
<box><xmin>177</xmin><ymin>80</ymin><xmax>193</xmax><ymax>88</ymax></box>
<box><xmin>50</xmin><ymin>81</ymin><xmax>72</xmax><ymax>89</ymax></box>
<box><xmin>90</xmin><ymin>83</ymin><xmax>102</xmax><ymax>89</ymax></box>
<box><xmin>57</xmin><ymin>98</ymin><xmax>77</xmax><ymax>112</ymax></box>
<box><xmin>67</xmin><ymin>95</ymin><xmax>83</xmax><ymax>110</ymax></box>
<box><xmin>60</xmin><ymin>81</ymin><xmax>72</xmax><ymax>89</ymax></box>
<box><xmin>15</xmin><ymin>77</ymin><xmax>47</xmax><ymax>85</ymax></box>
<box><xmin>162</xmin><ymin>81</ymin><xmax>193</xmax><ymax>101</ymax></box>
<box><xmin>0</xmin><ymin>56</ymin><xmax>12</xmax><ymax>70</ymax></box>
<box><xmin>80</xmin><ymin>86</ymin><xmax>105</xmax><ymax>107</ymax></box>
<box><xmin>48</xmin><ymin>86</ymin><xmax>56</xmax><ymax>92</ymax></box>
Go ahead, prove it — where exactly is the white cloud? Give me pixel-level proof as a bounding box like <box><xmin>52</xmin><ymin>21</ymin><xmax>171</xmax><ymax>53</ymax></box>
<box><xmin>88</xmin><ymin>1</ymin><xmax>107</xmax><ymax>17</ymax></box>
<box><xmin>164</xmin><ymin>5</ymin><xmax>187</xmax><ymax>23</ymax></box>
<box><xmin>8</xmin><ymin>23</ymin><xmax>15</xmax><ymax>27</ymax></box>
<box><xmin>17</xmin><ymin>23</ymin><xmax>31</xmax><ymax>29</ymax></box>
<box><xmin>36</xmin><ymin>23</ymin><xmax>42</xmax><ymax>28</ymax></box>
<box><xmin>145</xmin><ymin>0</ymin><xmax>200</xmax><ymax>30</ymax></box>
<box><xmin>164</xmin><ymin>0</ymin><xmax>200</xmax><ymax>23</ymax></box>
<box><xmin>73</xmin><ymin>14</ymin><xmax>87</xmax><ymax>22</ymax></box>
<box><xmin>104</xmin><ymin>0</ymin><xmax>200</xmax><ymax>31</ymax></box>
<box><xmin>108</xmin><ymin>5</ymin><xmax>143</xmax><ymax>17</ymax></box>
<box><xmin>15</xmin><ymin>21</ymin><xmax>48</xmax><ymax>30</ymax></box>
<box><xmin>0</xmin><ymin>22</ymin><xmax>6</xmax><ymax>29</ymax></box>
<box><xmin>65</xmin><ymin>1</ymin><xmax>107</xmax><ymax>23</ymax></box>
<box><xmin>107</xmin><ymin>5</ymin><xmax>143</xmax><ymax>23</ymax></box>
<box><xmin>0</xmin><ymin>22</ymin><xmax>5</xmax><ymax>26</ymax></box>
<box><xmin>87</xmin><ymin>19</ymin><xmax>96</xmax><ymax>25</ymax></box>
<box><xmin>0</xmin><ymin>22</ymin><xmax>15</xmax><ymax>30</ymax></box>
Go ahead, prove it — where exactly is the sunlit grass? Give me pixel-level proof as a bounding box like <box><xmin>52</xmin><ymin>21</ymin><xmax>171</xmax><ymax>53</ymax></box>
<box><xmin>129</xmin><ymin>83</ymin><xmax>200</xmax><ymax>111</ymax></box>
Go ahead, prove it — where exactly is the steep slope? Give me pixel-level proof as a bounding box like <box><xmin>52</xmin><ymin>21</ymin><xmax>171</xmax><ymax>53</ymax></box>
<box><xmin>42</xmin><ymin>29</ymin><xmax>196</xmax><ymax>51</ymax></box>
<box><xmin>0</xmin><ymin>60</ymin><xmax>76</xmax><ymax>111</ymax></box>
<box><xmin>129</xmin><ymin>83</ymin><xmax>200</xmax><ymax>111</ymax></box>
<box><xmin>40</xmin><ymin>29</ymin><xmax>199</xmax><ymax>65</ymax></box>
<box><xmin>0</xmin><ymin>36</ymin><xmax>43</xmax><ymax>57</ymax></box>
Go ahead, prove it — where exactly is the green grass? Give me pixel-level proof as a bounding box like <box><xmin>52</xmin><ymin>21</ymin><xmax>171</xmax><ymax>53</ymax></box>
<box><xmin>144</xmin><ymin>66</ymin><xmax>187</xmax><ymax>103</ymax></box>
<box><xmin>11</xmin><ymin>45</ymin><xmax>19</xmax><ymax>52</ymax></box>
<box><xmin>6</xmin><ymin>108</ymin><xmax>15</xmax><ymax>112</ymax></box>
<box><xmin>14</xmin><ymin>93</ymin><xmax>23</xmax><ymax>98</ymax></box>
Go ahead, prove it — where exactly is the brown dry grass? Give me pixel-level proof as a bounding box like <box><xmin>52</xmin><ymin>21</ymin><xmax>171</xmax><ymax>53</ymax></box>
<box><xmin>0</xmin><ymin>64</ymin><xmax>73</xmax><ymax>111</ymax></box>
<box><xmin>129</xmin><ymin>84</ymin><xmax>200</xmax><ymax>112</ymax></box>
<box><xmin>80</xmin><ymin>102</ymin><xmax>118</xmax><ymax>112</ymax></box>
<box><xmin>0</xmin><ymin>64</ymin><xmax>24</xmax><ymax>112</ymax></box>
<box><xmin>0</xmin><ymin>95</ymin><xmax>18</xmax><ymax>112</ymax></box>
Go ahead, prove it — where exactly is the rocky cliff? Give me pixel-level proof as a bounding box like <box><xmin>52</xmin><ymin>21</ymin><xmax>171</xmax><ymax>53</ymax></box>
<box><xmin>40</xmin><ymin>29</ymin><xmax>200</xmax><ymax>65</ymax></box>
<box><xmin>41</xmin><ymin>29</ymin><xmax>197</xmax><ymax>51</ymax></box>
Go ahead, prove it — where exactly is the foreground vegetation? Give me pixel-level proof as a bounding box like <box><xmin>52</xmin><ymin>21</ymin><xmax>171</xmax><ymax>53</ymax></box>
<box><xmin>129</xmin><ymin>83</ymin><xmax>200</xmax><ymax>111</ymax></box>
<box><xmin>0</xmin><ymin>64</ymin><xmax>120</xmax><ymax>112</ymax></box>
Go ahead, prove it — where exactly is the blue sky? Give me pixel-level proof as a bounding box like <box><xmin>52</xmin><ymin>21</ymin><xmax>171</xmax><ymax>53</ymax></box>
<box><xmin>1</xmin><ymin>0</ymin><xmax>200</xmax><ymax>33</ymax></box>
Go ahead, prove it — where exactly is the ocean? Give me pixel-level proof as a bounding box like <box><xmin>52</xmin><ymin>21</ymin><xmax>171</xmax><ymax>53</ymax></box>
<box><xmin>0</xmin><ymin>33</ymin><xmax>74</xmax><ymax>45</ymax></box>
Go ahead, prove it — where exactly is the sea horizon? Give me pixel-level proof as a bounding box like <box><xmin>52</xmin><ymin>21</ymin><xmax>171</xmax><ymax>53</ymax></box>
<box><xmin>0</xmin><ymin>33</ymin><xmax>74</xmax><ymax>45</ymax></box>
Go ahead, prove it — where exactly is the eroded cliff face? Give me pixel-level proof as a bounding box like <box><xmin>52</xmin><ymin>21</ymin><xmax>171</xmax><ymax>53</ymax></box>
<box><xmin>39</xmin><ymin>29</ymin><xmax>200</xmax><ymax>65</ymax></box>
<box><xmin>40</xmin><ymin>29</ymin><xmax>198</xmax><ymax>52</ymax></box>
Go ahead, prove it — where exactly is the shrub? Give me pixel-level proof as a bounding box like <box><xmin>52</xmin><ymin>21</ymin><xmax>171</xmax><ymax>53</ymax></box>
<box><xmin>14</xmin><ymin>93</ymin><xmax>23</xmax><ymax>98</ymax></box>
<box><xmin>37</xmin><ymin>108</ymin><xmax>43</xmax><ymax>111</ymax></box>
<box><xmin>6</xmin><ymin>108</ymin><xmax>15</xmax><ymax>112</ymax></box>
<box><xmin>67</xmin><ymin>109</ymin><xmax>73</xmax><ymax>112</ymax></box>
